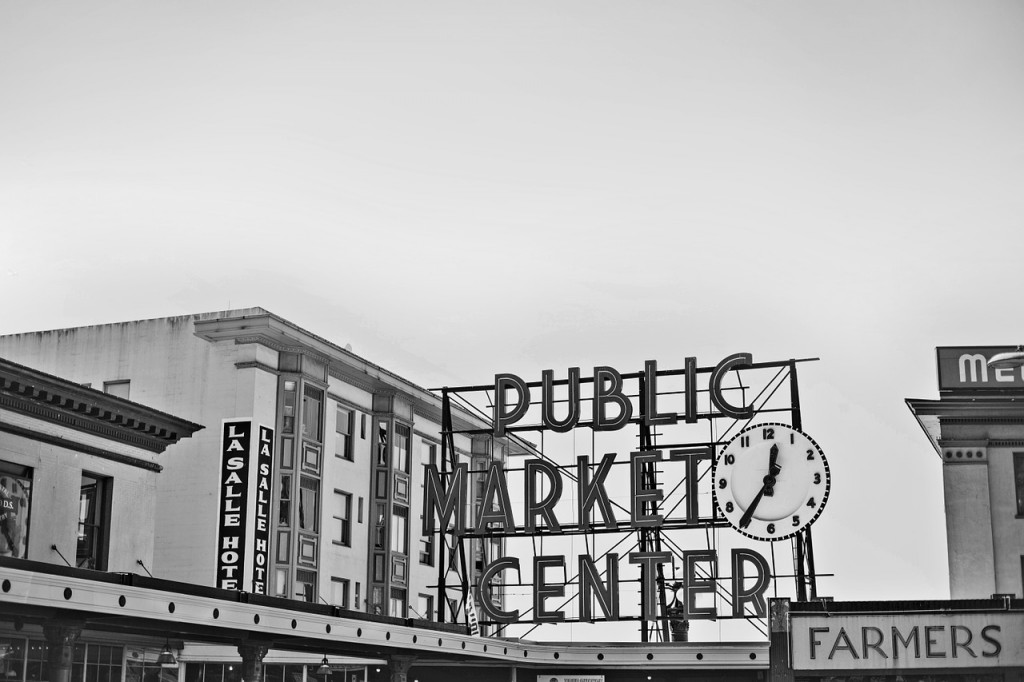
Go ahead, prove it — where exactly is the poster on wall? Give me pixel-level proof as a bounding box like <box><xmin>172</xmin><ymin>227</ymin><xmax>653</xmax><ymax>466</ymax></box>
<box><xmin>0</xmin><ymin>461</ymin><xmax>32</xmax><ymax>559</ymax></box>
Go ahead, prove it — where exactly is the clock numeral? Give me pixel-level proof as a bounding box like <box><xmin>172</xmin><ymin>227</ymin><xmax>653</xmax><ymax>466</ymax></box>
<box><xmin>814</xmin><ymin>472</ymin><xmax>821</xmax><ymax>485</ymax></box>
<box><xmin>740</xmin><ymin>435</ymin><xmax>750</xmax><ymax>447</ymax></box>
<box><xmin>806</xmin><ymin>449</ymin><xmax>815</xmax><ymax>460</ymax></box>
<box><xmin>766</xmin><ymin>523</ymin><xmax>775</xmax><ymax>535</ymax></box>
<box><xmin>790</xmin><ymin>433</ymin><xmax>795</xmax><ymax>444</ymax></box>
<box><xmin>725</xmin><ymin>502</ymin><xmax>734</xmax><ymax>513</ymax></box>
<box><xmin>807</xmin><ymin>497</ymin><xmax>816</xmax><ymax>508</ymax></box>
<box><xmin>791</xmin><ymin>515</ymin><xmax>800</xmax><ymax>527</ymax></box>
<box><xmin>718</xmin><ymin>478</ymin><xmax>727</xmax><ymax>489</ymax></box>
<box><xmin>723</xmin><ymin>454</ymin><xmax>735</xmax><ymax>465</ymax></box>
<box><xmin>762</xmin><ymin>428</ymin><xmax>775</xmax><ymax>440</ymax></box>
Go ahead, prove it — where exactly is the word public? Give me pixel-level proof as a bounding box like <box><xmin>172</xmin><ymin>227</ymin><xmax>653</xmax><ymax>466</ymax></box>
<box><xmin>492</xmin><ymin>354</ymin><xmax>754</xmax><ymax>435</ymax></box>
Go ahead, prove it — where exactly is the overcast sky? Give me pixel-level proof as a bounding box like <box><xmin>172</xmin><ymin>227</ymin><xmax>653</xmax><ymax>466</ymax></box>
<box><xmin>3</xmin><ymin>0</ymin><xmax>1024</xmax><ymax>641</ymax></box>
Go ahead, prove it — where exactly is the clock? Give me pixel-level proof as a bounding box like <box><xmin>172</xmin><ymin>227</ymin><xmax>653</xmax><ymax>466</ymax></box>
<box><xmin>712</xmin><ymin>422</ymin><xmax>830</xmax><ymax>541</ymax></box>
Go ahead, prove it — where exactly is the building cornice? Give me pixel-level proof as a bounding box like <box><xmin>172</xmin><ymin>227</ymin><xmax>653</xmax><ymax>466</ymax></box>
<box><xmin>0</xmin><ymin>421</ymin><xmax>162</xmax><ymax>472</ymax></box>
<box><xmin>0</xmin><ymin>358</ymin><xmax>203</xmax><ymax>453</ymax></box>
<box><xmin>194</xmin><ymin>311</ymin><xmax>491</xmax><ymax>433</ymax></box>
<box><xmin>906</xmin><ymin>396</ymin><xmax>1024</xmax><ymax>457</ymax></box>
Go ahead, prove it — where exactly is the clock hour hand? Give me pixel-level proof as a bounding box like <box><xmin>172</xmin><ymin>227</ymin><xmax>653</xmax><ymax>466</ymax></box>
<box><xmin>764</xmin><ymin>443</ymin><xmax>781</xmax><ymax>497</ymax></box>
<box><xmin>739</xmin><ymin>444</ymin><xmax>782</xmax><ymax>528</ymax></box>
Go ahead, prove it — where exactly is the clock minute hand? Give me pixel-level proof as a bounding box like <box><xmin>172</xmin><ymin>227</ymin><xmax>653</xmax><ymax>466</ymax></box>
<box><xmin>739</xmin><ymin>485</ymin><xmax>767</xmax><ymax>529</ymax></box>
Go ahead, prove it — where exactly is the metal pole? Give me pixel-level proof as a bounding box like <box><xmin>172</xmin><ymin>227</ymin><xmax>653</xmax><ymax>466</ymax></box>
<box><xmin>436</xmin><ymin>388</ymin><xmax>451</xmax><ymax>622</ymax></box>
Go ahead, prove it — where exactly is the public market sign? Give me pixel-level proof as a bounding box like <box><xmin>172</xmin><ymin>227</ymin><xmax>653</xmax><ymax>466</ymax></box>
<box><xmin>792</xmin><ymin>613</ymin><xmax>1024</xmax><ymax>670</ymax></box>
<box><xmin>427</xmin><ymin>354</ymin><xmax>793</xmax><ymax>626</ymax></box>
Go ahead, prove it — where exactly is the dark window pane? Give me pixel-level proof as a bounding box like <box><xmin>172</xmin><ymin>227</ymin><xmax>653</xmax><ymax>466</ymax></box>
<box><xmin>1015</xmin><ymin>452</ymin><xmax>1024</xmax><ymax>516</ymax></box>
<box><xmin>184</xmin><ymin>663</ymin><xmax>205</xmax><ymax>682</ymax></box>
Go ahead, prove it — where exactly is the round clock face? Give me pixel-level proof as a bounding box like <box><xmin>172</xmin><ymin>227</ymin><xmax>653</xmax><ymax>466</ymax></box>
<box><xmin>713</xmin><ymin>422</ymin><xmax>830</xmax><ymax>541</ymax></box>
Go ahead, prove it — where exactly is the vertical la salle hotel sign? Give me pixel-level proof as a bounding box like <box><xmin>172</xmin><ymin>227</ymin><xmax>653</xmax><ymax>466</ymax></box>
<box><xmin>217</xmin><ymin>419</ymin><xmax>273</xmax><ymax>593</ymax></box>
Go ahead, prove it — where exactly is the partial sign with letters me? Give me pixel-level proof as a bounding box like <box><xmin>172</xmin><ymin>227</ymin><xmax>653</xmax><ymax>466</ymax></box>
<box><xmin>937</xmin><ymin>346</ymin><xmax>1024</xmax><ymax>392</ymax></box>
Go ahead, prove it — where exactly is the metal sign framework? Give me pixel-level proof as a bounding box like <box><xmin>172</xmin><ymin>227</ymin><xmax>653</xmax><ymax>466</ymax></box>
<box><xmin>430</xmin><ymin>357</ymin><xmax>821</xmax><ymax>642</ymax></box>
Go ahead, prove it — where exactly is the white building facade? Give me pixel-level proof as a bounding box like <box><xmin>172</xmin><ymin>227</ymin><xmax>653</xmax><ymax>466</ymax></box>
<box><xmin>907</xmin><ymin>346</ymin><xmax>1024</xmax><ymax>599</ymax></box>
<box><xmin>0</xmin><ymin>308</ymin><xmax>502</xmax><ymax>624</ymax></box>
<box><xmin>0</xmin><ymin>355</ymin><xmax>202</xmax><ymax>682</ymax></box>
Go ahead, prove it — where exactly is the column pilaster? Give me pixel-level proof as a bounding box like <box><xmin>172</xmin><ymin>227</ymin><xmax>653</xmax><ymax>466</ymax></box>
<box><xmin>43</xmin><ymin>622</ymin><xmax>83</xmax><ymax>682</ymax></box>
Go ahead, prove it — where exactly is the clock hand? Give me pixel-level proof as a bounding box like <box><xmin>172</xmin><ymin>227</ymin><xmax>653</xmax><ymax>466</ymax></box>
<box><xmin>739</xmin><ymin>444</ymin><xmax>782</xmax><ymax>527</ymax></box>
<box><xmin>765</xmin><ymin>443</ymin><xmax>781</xmax><ymax>497</ymax></box>
<box><xmin>739</xmin><ymin>485</ymin><xmax>767</xmax><ymax>529</ymax></box>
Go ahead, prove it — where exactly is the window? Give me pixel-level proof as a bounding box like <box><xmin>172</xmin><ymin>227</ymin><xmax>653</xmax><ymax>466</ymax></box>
<box><xmin>278</xmin><ymin>475</ymin><xmax>292</xmax><ymax>526</ymax></box>
<box><xmin>371</xmin><ymin>586</ymin><xmax>384</xmax><ymax>615</ymax></box>
<box><xmin>1016</xmin><ymin>452</ymin><xmax>1024</xmax><ymax>516</ymax></box>
<box><xmin>417</xmin><ymin>593</ymin><xmax>434</xmax><ymax>621</ymax></box>
<box><xmin>82</xmin><ymin>644</ymin><xmax>124</xmax><ymax>682</ymax></box>
<box><xmin>374</xmin><ymin>504</ymin><xmax>386</xmax><ymax>549</ymax></box>
<box><xmin>0</xmin><ymin>461</ymin><xmax>32</xmax><ymax>559</ymax></box>
<box><xmin>261</xmin><ymin>664</ymin><xmax>305</xmax><ymax>682</ymax></box>
<box><xmin>282</xmin><ymin>380</ymin><xmax>297</xmax><ymax>434</ymax></box>
<box><xmin>333</xmin><ymin>490</ymin><xmax>352</xmax><ymax>546</ymax></box>
<box><xmin>276</xmin><ymin>531</ymin><xmax>289</xmax><ymax>562</ymax></box>
<box><xmin>354</xmin><ymin>582</ymin><xmax>361</xmax><ymax>611</ymax></box>
<box><xmin>421</xmin><ymin>440</ymin><xmax>437</xmax><ymax>476</ymax></box>
<box><xmin>298</xmin><ymin>478</ymin><xmax>319</xmax><ymax>532</ymax></box>
<box><xmin>448</xmin><ymin>598</ymin><xmax>461</xmax><ymax>624</ymax></box>
<box><xmin>360</xmin><ymin>414</ymin><xmax>367</xmax><ymax>439</ymax></box>
<box><xmin>390</xmin><ymin>506</ymin><xmax>408</xmax><ymax>555</ymax></box>
<box><xmin>275</xmin><ymin>568</ymin><xmax>288</xmax><ymax>597</ymax></box>
<box><xmin>22</xmin><ymin>639</ymin><xmax>46</xmax><ymax>682</ymax></box>
<box><xmin>335</xmin><ymin>408</ymin><xmax>353</xmax><ymax>460</ymax></box>
<box><xmin>330</xmin><ymin>577</ymin><xmax>349</xmax><ymax>608</ymax></box>
<box><xmin>103</xmin><ymin>380</ymin><xmax>130</xmax><ymax>399</ymax></box>
<box><xmin>0</xmin><ymin>638</ymin><xmax>25</xmax><ymax>681</ymax></box>
<box><xmin>280</xmin><ymin>438</ymin><xmax>293</xmax><ymax>469</ymax></box>
<box><xmin>394</xmin><ymin>424</ymin><xmax>411</xmax><ymax>473</ymax></box>
<box><xmin>376</xmin><ymin>421</ymin><xmax>389</xmax><ymax>466</ymax></box>
<box><xmin>419</xmin><ymin>533</ymin><xmax>434</xmax><ymax>567</ymax></box>
<box><xmin>389</xmin><ymin>588</ymin><xmax>407</xmax><ymax>618</ymax></box>
<box><xmin>183</xmin><ymin>663</ymin><xmax>243</xmax><ymax>682</ymax></box>
<box><xmin>77</xmin><ymin>473</ymin><xmax>111</xmax><ymax>570</ymax></box>
<box><xmin>296</xmin><ymin>569</ymin><xmax>317</xmax><ymax>602</ymax></box>
<box><xmin>302</xmin><ymin>386</ymin><xmax>324</xmax><ymax>442</ymax></box>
